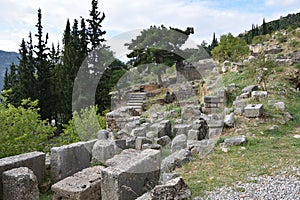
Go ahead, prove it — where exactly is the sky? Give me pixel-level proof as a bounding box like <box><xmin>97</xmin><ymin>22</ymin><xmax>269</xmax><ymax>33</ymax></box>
<box><xmin>0</xmin><ymin>0</ymin><xmax>300</xmax><ymax>53</ymax></box>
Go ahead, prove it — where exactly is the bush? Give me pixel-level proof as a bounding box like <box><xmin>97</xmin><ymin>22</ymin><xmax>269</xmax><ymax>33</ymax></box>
<box><xmin>59</xmin><ymin>105</ymin><xmax>106</xmax><ymax>145</ymax></box>
<box><xmin>0</xmin><ymin>95</ymin><xmax>55</xmax><ymax>158</ymax></box>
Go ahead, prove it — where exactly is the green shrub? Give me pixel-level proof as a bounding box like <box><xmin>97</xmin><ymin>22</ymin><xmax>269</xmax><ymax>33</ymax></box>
<box><xmin>0</xmin><ymin>96</ymin><xmax>55</xmax><ymax>158</ymax></box>
<box><xmin>59</xmin><ymin>105</ymin><xmax>106</xmax><ymax>145</ymax></box>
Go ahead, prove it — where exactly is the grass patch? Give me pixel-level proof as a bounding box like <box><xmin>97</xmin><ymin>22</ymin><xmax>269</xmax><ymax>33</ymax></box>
<box><xmin>176</xmin><ymin>131</ymin><xmax>300</xmax><ymax>197</ymax></box>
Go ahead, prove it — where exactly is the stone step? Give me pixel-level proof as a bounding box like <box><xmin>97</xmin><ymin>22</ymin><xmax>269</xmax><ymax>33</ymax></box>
<box><xmin>127</xmin><ymin>102</ymin><xmax>144</xmax><ymax>106</ymax></box>
<box><xmin>128</xmin><ymin>99</ymin><xmax>145</xmax><ymax>103</ymax></box>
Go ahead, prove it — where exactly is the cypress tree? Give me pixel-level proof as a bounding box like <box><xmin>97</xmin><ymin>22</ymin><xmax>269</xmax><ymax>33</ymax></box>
<box><xmin>34</xmin><ymin>8</ymin><xmax>52</xmax><ymax>120</ymax></box>
<box><xmin>262</xmin><ymin>18</ymin><xmax>267</xmax><ymax>35</ymax></box>
<box><xmin>86</xmin><ymin>0</ymin><xmax>106</xmax><ymax>51</ymax></box>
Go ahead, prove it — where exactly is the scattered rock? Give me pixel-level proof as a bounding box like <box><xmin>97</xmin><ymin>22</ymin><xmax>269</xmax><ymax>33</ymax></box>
<box><xmin>150</xmin><ymin>177</ymin><xmax>191</xmax><ymax>200</ymax></box>
<box><xmin>224</xmin><ymin>113</ymin><xmax>235</xmax><ymax>127</ymax></box>
<box><xmin>293</xmin><ymin>135</ymin><xmax>300</xmax><ymax>139</ymax></box>
<box><xmin>241</xmin><ymin>85</ymin><xmax>258</xmax><ymax>93</ymax></box>
<box><xmin>244</xmin><ymin>104</ymin><xmax>263</xmax><ymax>118</ymax></box>
<box><xmin>171</xmin><ymin>134</ymin><xmax>187</xmax><ymax>153</ymax></box>
<box><xmin>274</xmin><ymin>102</ymin><xmax>286</xmax><ymax>111</ymax></box>
<box><xmin>251</xmin><ymin>91</ymin><xmax>268</xmax><ymax>99</ymax></box>
<box><xmin>161</xmin><ymin>149</ymin><xmax>192</xmax><ymax>173</ymax></box>
<box><xmin>155</xmin><ymin>136</ymin><xmax>171</xmax><ymax>146</ymax></box>
<box><xmin>223</xmin><ymin>135</ymin><xmax>247</xmax><ymax>147</ymax></box>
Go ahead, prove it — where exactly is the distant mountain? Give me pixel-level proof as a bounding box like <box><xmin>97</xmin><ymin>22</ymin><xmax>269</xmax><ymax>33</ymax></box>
<box><xmin>0</xmin><ymin>50</ymin><xmax>19</xmax><ymax>90</ymax></box>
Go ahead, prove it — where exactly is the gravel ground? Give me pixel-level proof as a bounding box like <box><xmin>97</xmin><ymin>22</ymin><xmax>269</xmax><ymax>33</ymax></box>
<box><xmin>195</xmin><ymin>167</ymin><xmax>300</xmax><ymax>200</ymax></box>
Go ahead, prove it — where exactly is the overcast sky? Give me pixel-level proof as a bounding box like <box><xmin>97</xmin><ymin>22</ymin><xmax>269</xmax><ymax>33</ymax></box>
<box><xmin>0</xmin><ymin>0</ymin><xmax>299</xmax><ymax>52</ymax></box>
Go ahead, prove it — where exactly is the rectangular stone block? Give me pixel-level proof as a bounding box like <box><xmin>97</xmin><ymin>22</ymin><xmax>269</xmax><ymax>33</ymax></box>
<box><xmin>244</xmin><ymin>104</ymin><xmax>263</xmax><ymax>118</ymax></box>
<box><xmin>102</xmin><ymin>149</ymin><xmax>161</xmax><ymax>200</ymax></box>
<box><xmin>173</xmin><ymin>124</ymin><xmax>192</xmax><ymax>136</ymax></box>
<box><xmin>204</xmin><ymin>96</ymin><xmax>221</xmax><ymax>103</ymax></box>
<box><xmin>3</xmin><ymin>167</ymin><xmax>39</xmax><ymax>200</ymax></box>
<box><xmin>51</xmin><ymin>141</ymin><xmax>92</xmax><ymax>182</ymax></box>
<box><xmin>0</xmin><ymin>151</ymin><xmax>45</xmax><ymax>199</ymax></box>
<box><xmin>51</xmin><ymin>166</ymin><xmax>104</xmax><ymax>200</ymax></box>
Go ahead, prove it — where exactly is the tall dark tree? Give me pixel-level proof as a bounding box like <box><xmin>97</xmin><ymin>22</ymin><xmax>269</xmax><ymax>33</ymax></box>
<box><xmin>34</xmin><ymin>8</ymin><xmax>52</xmax><ymax>120</ymax></box>
<box><xmin>17</xmin><ymin>38</ymin><xmax>36</xmax><ymax>100</ymax></box>
<box><xmin>80</xmin><ymin>17</ymin><xmax>88</xmax><ymax>57</ymax></box>
<box><xmin>262</xmin><ymin>18</ymin><xmax>267</xmax><ymax>35</ymax></box>
<box><xmin>86</xmin><ymin>0</ymin><xmax>106</xmax><ymax>51</ymax></box>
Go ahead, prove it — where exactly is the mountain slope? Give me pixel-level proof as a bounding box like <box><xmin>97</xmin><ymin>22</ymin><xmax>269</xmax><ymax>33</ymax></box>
<box><xmin>0</xmin><ymin>50</ymin><xmax>19</xmax><ymax>90</ymax></box>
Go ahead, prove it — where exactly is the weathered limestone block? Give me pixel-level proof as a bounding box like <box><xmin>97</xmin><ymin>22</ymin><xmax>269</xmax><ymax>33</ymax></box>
<box><xmin>274</xmin><ymin>101</ymin><xmax>286</xmax><ymax>111</ymax></box>
<box><xmin>171</xmin><ymin>134</ymin><xmax>187</xmax><ymax>153</ymax></box>
<box><xmin>157</xmin><ymin>120</ymin><xmax>172</xmax><ymax>138</ymax></box>
<box><xmin>151</xmin><ymin>177</ymin><xmax>191</xmax><ymax>200</ymax></box>
<box><xmin>135</xmin><ymin>137</ymin><xmax>153</xmax><ymax>150</ymax></box>
<box><xmin>92</xmin><ymin>140</ymin><xmax>116</xmax><ymax>164</ymax></box>
<box><xmin>101</xmin><ymin>149</ymin><xmax>161</xmax><ymax>200</ymax></box>
<box><xmin>3</xmin><ymin>167</ymin><xmax>39</xmax><ymax>200</ymax></box>
<box><xmin>223</xmin><ymin>135</ymin><xmax>247</xmax><ymax>147</ymax></box>
<box><xmin>161</xmin><ymin>149</ymin><xmax>192</xmax><ymax>173</ymax></box>
<box><xmin>131</xmin><ymin>127</ymin><xmax>146</xmax><ymax>137</ymax></box>
<box><xmin>224</xmin><ymin>113</ymin><xmax>235</xmax><ymax>127</ymax></box>
<box><xmin>51</xmin><ymin>166</ymin><xmax>104</xmax><ymax>200</ymax></box>
<box><xmin>182</xmin><ymin>105</ymin><xmax>201</xmax><ymax>121</ymax></box>
<box><xmin>0</xmin><ymin>151</ymin><xmax>45</xmax><ymax>199</ymax></box>
<box><xmin>97</xmin><ymin>129</ymin><xmax>110</xmax><ymax>140</ymax></box>
<box><xmin>51</xmin><ymin>142</ymin><xmax>91</xmax><ymax>182</ymax></box>
<box><xmin>173</xmin><ymin>124</ymin><xmax>192</xmax><ymax>136</ymax></box>
<box><xmin>187</xmin><ymin>139</ymin><xmax>215</xmax><ymax>157</ymax></box>
<box><xmin>187</xmin><ymin>130</ymin><xmax>200</xmax><ymax>140</ymax></box>
<box><xmin>241</xmin><ymin>85</ymin><xmax>258</xmax><ymax>93</ymax></box>
<box><xmin>244</xmin><ymin>104</ymin><xmax>263</xmax><ymax>118</ymax></box>
<box><xmin>251</xmin><ymin>91</ymin><xmax>268</xmax><ymax>99</ymax></box>
<box><xmin>155</xmin><ymin>136</ymin><xmax>171</xmax><ymax>147</ymax></box>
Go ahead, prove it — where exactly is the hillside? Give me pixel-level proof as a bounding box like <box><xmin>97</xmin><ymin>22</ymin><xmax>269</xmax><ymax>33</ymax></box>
<box><xmin>239</xmin><ymin>11</ymin><xmax>300</xmax><ymax>44</ymax></box>
<box><xmin>0</xmin><ymin>50</ymin><xmax>19</xmax><ymax>90</ymax></box>
<box><xmin>176</xmin><ymin>27</ymin><xmax>300</xmax><ymax>198</ymax></box>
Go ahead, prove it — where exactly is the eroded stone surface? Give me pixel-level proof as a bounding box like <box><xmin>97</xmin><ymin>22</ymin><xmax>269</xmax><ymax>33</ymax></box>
<box><xmin>51</xmin><ymin>166</ymin><xmax>104</xmax><ymax>200</ymax></box>
<box><xmin>3</xmin><ymin>167</ymin><xmax>39</xmax><ymax>200</ymax></box>
<box><xmin>101</xmin><ymin>149</ymin><xmax>161</xmax><ymax>200</ymax></box>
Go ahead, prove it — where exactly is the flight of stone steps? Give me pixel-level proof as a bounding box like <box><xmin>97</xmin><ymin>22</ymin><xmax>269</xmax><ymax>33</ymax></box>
<box><xmin>126</xmin><ymin>92</ymin><xmax>147</xmax><ymax>113</ymax></box>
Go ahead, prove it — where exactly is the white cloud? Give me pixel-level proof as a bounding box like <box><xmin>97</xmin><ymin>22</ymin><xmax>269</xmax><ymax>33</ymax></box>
<box><xmin>265</xmin><ymin>0</ymin><xmax>298</xmax><ymax>7</ymax></box>
<box><xmin>0</xmin><ymin>0</ymin><xmax>299</xmax><ymax>52</ymax></box>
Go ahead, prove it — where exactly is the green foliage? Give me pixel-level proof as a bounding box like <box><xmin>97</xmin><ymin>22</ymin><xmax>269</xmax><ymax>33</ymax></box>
<box><xmin>211</xmin><ymin>33</ymin><xmax>249</xmax><ymax>62</ymax></box>
<box><xmin>0</xmin><ymin>94</ymin><xmax>55</xmax><ymax>158</ymax></box>
<box><xmin>59</xmin><ymin>105</ymin><xmax>106</xmax><ymax>144</ymax></box>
